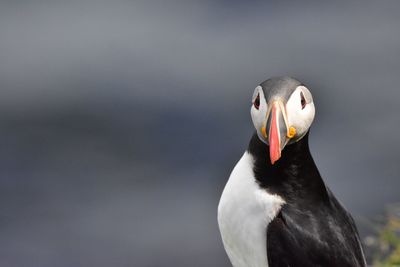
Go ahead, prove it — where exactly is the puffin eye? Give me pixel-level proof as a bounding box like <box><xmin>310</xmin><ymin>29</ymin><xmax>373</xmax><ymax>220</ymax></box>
<box><xmin>253</xmin><ymin>93</ymin><xmax>260</xmax><ymax>110</ymax></box>
<box><xmin>300</xmin><ymin>91</ymin><xmax>306</xmax><ymax>109</ymax></box>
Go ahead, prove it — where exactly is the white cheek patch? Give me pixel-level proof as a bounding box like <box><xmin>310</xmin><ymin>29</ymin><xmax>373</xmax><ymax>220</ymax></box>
<box><xmin>251</xmin><ymin>86</ymin><xmax>268</xmax><ymax>136</ymax></box>
<box><xmin>286</xmin><ymin>86</ymin><xmax>315</xmax><ymax>140</ymax></box>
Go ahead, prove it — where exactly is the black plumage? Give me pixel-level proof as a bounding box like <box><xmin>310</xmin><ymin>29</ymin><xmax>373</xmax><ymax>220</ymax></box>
<box><xmin>247</xmin><ymin>132</ymin><xmax>366</xmax><ymax>267</ymax></box>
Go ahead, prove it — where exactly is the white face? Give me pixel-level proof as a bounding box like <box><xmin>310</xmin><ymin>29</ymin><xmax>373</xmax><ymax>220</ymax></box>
<box><xmin>251</xmin><ymin>86</ymin><xmax>269</xmax><ymax>143</ymax></box>
<box><xmin>250</xmin><ymin>85</ymin><xmax>315</xmax><ymax>145</ymax></box>
<box><xmin>285</xmin><ymin>85</ymin><xmax>315</xmax><ymax>141</ymax></box>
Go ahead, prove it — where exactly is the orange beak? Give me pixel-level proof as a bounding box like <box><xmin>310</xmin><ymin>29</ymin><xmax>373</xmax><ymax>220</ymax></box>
<box><xmin>264</xmin><ymin>100</ymin><xmax>293</xmax><ymax>165</ymax></box>
<box><xmin>269</xmin><ymin>102</ymin><xmax>281</xmax><ymax>164</ymax></box>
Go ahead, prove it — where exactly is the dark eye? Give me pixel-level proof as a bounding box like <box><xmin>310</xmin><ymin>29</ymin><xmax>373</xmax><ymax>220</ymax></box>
<box><xmin>253</xmin><ymin>93</ymin><xmax>260</xmax><ymax>110</ymax></box>
<box><xmin>300</xmin><ymin>91</ymin><xmax>306</xmax><ymax>109</ymax></box>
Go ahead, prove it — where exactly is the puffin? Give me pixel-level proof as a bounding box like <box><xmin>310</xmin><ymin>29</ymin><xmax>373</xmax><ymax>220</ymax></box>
<box><xmin>218</xmin><ymin>77</ymin><xmax>366</xmax><ymax>267</ymax></box>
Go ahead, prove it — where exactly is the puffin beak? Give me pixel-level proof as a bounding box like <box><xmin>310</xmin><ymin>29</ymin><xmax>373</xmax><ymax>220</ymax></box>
<box><xmin>265</xmin><ymin>100</ymin><xmax>289</xmax><ymax>164</ymax></box>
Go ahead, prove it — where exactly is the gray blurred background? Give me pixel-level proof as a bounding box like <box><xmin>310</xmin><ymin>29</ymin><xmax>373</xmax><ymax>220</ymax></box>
<box><xmin>0</xmin><ymin>1</ymin><xmax>399</xmax><ymax>266</ymax></box>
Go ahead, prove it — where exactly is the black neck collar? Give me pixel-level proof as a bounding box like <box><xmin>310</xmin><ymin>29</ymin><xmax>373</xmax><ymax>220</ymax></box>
<box><xmin>247</xmin><ymin>131</ymin><xmax>329</xmax><ymax>204</ymax></box>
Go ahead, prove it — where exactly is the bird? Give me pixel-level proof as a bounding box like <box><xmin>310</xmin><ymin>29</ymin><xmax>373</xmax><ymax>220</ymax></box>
<box><xmin>217</xmin><ymin>77</ymin><xmax>366</xmax><ymax>267</ymax></box>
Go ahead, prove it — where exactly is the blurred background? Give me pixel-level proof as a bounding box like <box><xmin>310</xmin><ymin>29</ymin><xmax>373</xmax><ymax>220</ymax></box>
<box><xmin>0</xmin><ymin>1</ymin><xmax>399</xmax><ymax>266</ymax></box>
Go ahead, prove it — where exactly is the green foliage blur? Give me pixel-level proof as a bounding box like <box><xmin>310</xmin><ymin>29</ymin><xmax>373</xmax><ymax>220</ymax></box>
<box><xmin>373</xmin><ymin>206</ymin><xmax>400</xmax><ymax>267</ymax></box>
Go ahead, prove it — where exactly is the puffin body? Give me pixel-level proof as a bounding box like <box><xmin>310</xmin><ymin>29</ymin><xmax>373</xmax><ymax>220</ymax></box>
<box><xmin>218</xmin><ymin>77</ymin><xmax>366</xmax><ymax>267</ymax></box>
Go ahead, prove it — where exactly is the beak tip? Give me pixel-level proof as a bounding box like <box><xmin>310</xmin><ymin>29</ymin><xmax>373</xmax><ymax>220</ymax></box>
<box><xmin>270</xmin><ymin>155</ymin><xmax>280</xmax><ymax>165</ymax></box>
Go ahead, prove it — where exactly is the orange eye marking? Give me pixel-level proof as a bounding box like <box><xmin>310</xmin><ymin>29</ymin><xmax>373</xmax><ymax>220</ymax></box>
<box><xmin>300</xmin><ymin>92</ymin><xmax>306</xmax><ymax>109</ymax></box>
<box><xmin>254</xmin><ymin>93</ymin><xmax>260</xmax><ymax>109</ymax></box>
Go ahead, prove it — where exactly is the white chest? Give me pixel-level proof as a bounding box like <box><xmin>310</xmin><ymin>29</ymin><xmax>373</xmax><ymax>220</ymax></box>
<box><xmin>218</xmin><ymin>152</ymin><xmax>285</xmax><ymax>267</ymax></box>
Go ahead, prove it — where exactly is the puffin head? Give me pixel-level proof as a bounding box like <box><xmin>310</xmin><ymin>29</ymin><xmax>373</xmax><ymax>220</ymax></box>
<box><xmin>250</xmin><ymin>76</ymin><xmax>315</xmax><ymax>164</ymax></box>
